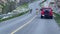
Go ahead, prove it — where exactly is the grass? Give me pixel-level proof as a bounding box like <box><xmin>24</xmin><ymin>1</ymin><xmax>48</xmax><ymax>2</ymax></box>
<box><xmin>54</xmin><ymin>13</ymin><xmax>60</xmax><ymax>26</ymax></box>
<box><xmin>0</xmin><ymin>1</ymin><xmax>36</xmax><ymax>22</ymax></box>
<box><xmin>0</xmin><ymin>3</ymin><xmax>29</xmax><ymax>22</ymax></box>
<box><xmin>0</xmin><ymin>10</ymin><xmax>29</xmax><ymax>22</ymax></box>
<box><xmin>16</xmin><ymin>3</ymin><xmax>28</xmax><ymax>10</ymax></box>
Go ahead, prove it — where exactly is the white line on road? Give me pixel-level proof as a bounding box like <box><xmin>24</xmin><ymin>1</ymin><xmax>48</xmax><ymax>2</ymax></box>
<box><xmin>11</xmin><ymin>15</ymin><xmax>37</xmax><ymax>34</ymax></box>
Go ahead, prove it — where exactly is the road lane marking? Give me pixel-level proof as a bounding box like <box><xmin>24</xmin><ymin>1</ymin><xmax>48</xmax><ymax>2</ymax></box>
<box><xmin>11</xmin><ymin>15</ymin><xmax>37</xmax><ymax>34</ymax></box>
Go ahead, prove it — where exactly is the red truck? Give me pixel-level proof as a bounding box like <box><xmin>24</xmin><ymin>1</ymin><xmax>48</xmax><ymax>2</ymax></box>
<box><xmin>40</xmin><ymin>7</ymin><xmax>53</xmax><ymax>19</ymax></box>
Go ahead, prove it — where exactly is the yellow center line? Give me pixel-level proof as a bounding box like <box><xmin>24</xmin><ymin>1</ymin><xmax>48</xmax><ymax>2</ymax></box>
<box><xmin>11</xmin><ymin>15</ymin><xmax>37</xmax><ymax>34</ymax></box>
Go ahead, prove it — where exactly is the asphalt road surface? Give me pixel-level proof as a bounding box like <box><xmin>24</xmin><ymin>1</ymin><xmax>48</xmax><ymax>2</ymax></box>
<box><xmin>15</xmin><ymin>16</ymin><xmax>60</xmax><ymax>34</ymax></box>
<box><xmin>0</xmin><ymin>0</ymin><xmax>60</xmax><ymax>34</ymax></box>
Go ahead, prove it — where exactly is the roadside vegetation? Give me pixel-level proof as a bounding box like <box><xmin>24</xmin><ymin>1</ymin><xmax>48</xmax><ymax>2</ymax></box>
<box><xmin>54</xmin><ymin>13</ymin><xmax>60</xmax><ymax>26</ymax></box>
<box><xmin>40</xmin><ymin>0</ymin><xmax>47</xmax><ymax>4</ymax></box>
<box><xmin>0</xmin><ymin>11</ymin><xmax>29</xmax><ymax>22</ymax></box>
<box><xmin>0</xmin><ymin>3</ymin><xmax>29</xmax><ymax>22</ymax></box>
<box><xmin>0</xmin><ymin>0</ymin><xmax>36</xmax><ymax>22</ymax></box>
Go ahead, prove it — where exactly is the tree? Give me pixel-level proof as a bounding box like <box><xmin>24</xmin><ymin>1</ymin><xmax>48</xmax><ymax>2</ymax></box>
<box><xmin>0</xmin><ymin>0</ymin><xmax>16</xmax><ymax>14</ymax></box>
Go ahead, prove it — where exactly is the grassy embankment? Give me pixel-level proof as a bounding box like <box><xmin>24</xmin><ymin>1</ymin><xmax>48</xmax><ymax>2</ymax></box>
<box><xmin>54</xmin><ymin>13</ymin><xmax>60</xmax><ymax>26</ymax></box>
<box><xmin>0</xmin><ymin>3</ymin><xmax>29</xmax><ymax>22</ymax></box>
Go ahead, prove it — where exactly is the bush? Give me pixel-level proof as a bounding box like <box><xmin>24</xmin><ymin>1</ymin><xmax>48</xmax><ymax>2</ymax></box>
<box><xmin>54</xmin><ymin>13</ymin><xmax>60</xmax><ymax>26</ymax></box>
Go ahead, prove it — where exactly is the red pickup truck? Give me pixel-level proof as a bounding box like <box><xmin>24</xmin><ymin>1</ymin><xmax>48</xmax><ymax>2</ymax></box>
<box><xmin>40</xmin><ymin>7</ymin><xmax>53</xmax><ymax>19</ymax></box>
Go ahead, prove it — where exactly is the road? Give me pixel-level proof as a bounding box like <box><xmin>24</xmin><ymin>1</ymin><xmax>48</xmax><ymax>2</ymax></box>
<box><xmin>15</xmin><ymin>17</ymin><xmax>60</xmax><ymax>34</ymax></box>
<box><xmin>0</xmin><ymin>0</ymin><xmax>60</xmax><ymax>34</ymax></box>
